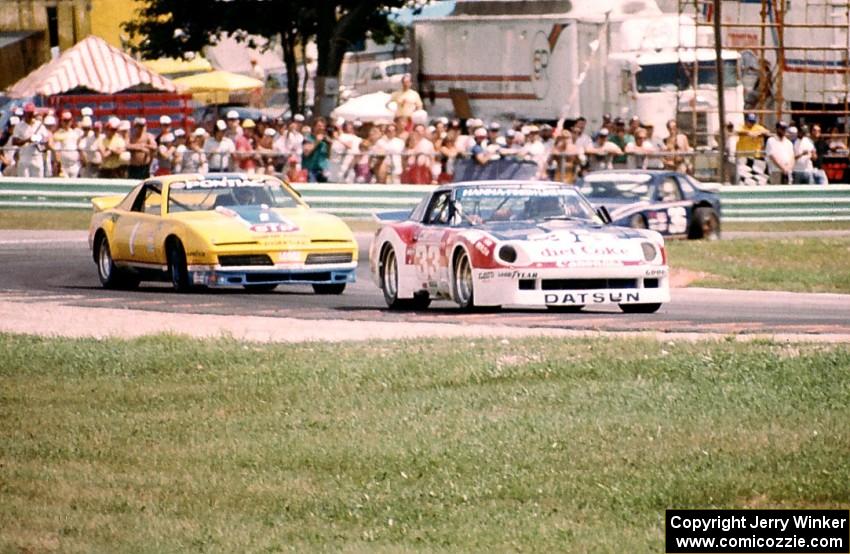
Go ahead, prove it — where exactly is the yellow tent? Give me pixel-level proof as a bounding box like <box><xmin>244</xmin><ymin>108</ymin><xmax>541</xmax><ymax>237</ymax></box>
<box><xmin>143</xmin><ymin>57</ymin><xmax>213</xmax><ymax>78</ymax></box>
<box><xmin>173</xmin><ymin>70</ymin><xmax>264</xmax><ymax>104</ymax></box>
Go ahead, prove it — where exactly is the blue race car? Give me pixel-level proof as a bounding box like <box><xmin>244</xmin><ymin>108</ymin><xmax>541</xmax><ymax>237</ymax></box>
<box><xmin>576</xmin><ymin>170</ymin><xmax>721</xmax><ymax>239</ymax></box>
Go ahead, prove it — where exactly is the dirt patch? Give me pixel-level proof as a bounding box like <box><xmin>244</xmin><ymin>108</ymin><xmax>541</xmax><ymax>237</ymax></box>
<box><xmin>669</xmin><ymin>268</ymin><xmax>727</xmax><ymax>288</ymax></box>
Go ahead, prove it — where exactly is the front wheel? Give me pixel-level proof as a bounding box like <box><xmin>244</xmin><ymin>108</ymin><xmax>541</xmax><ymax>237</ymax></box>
<box><xmin>167</xmin><ymin>240</ymin><xmax>192</xmax><ymax>292</ymax></box>
<box><xmin>619</xmin><ymin>303</ymin><xmax>662</xmax><ymax>314</ymax></box>
<box><xmin>312</xmin><ymin>283</ymin><xmax>346</xmax><ymax>295</ymax></box>
<box><xmin>96</xmin><ymin>235</ymin><xmax>139</xmax><ymax>290</ymax></box>
<box><xmin>689</xmin><ymin>207</ymin><xmax>721</xmax><ymax>240</ymax></box>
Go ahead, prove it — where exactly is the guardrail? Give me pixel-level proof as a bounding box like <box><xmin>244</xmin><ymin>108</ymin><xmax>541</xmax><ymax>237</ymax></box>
<box><xmin>1</xmin><ymin>177</ymin><xmax>850</xmax><ymax>222</ymax></box>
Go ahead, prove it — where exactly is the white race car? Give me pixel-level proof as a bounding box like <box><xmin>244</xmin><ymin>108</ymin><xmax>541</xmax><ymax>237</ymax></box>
<box><xmin>369</xmin><ymin>181</ymin><xmax>670</xmax><ymax>312</ymax></box>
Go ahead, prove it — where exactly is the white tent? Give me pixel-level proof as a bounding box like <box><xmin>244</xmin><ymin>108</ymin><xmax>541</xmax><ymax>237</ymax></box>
<box><xmin>331</xmin><ymin>91</ymin><xmax>395</xmax><ymax>123</ymax></box>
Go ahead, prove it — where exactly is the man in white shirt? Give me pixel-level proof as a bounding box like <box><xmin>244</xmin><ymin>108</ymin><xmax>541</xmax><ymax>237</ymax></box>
<box><xmin>764</xmin><ymin>121</ymin><xmax>795</xmax><ymax>184</ymax></box>
<box><xmin>12</xmin><ymin>103</ymin><xmax>46</xmax><ymax>177</ymax></box>
<box><xmin>203</xmin><ymin>120</ymin><xmax>236</xmax><ymax>172</ymax></box>
<box><xmin>375</xmin><ymin>123</ymin><xmax>405</xmax><ymax>184</ymax></box>
<box><xmin>51</xmin><ymin>111</ymin><xmax>83</xmax><ymax>178</ymax></box>
<box><xmin>584</xmin><ymin>128</ymin><xmax>623</xmax><ymax>171</ymax></box>
<box><xmin>790</xmin><ymin>125</ymin><xmax>823</xmax><ymax>184</ymax></box>
<box><xmin>79</xmin><ymin>117</ymin><xmax>102</xmax><ymax>177</ymax></box>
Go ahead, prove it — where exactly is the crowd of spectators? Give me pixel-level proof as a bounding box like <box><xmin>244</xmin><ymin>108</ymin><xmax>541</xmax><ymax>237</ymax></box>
<box><xmin>1</xmin><ymin>98</ymin><xmax>845</xmax><ymax>186</ymax></box>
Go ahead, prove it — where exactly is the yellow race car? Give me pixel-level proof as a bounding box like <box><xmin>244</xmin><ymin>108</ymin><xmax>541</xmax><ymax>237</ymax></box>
<box><xmin>88</xmin><ymin>173</ymin><xmax>358</xmax><ymax>293</ymax></box>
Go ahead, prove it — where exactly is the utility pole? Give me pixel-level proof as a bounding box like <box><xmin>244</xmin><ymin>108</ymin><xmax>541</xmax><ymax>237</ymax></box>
<box><xmin>714</xmin><ymin>0</ymin><xmax>727</xmax><ymax>183</ymax></box>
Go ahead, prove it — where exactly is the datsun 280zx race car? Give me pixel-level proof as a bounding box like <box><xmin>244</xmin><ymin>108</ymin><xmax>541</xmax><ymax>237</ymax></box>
<box><xmin>88</xmin><ymin>173</ymin><xmax>358</xmax><ymax>293</ymax></box>
<box><xmin>369</xmin><ymin>181</ymin><xmax>670</xmax><ymax>313</ymax></box>
<box><xmin>576</xmin><ymin>170</ymin><xmax>722</xmax><ymax>239</ymax></box>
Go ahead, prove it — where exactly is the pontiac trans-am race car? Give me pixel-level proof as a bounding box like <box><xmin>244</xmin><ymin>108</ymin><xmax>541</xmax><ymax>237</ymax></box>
<box><xmin>88</xmin><ymin>173</ymin><xmax>358</xmax><ymax>293</ymax></box>
<box><xmin>369</xmin><ymin>181</ymin><xmax>670</xmax><ymax>313</ymax></box>
<box><xmin>576</xmin><ymin>170</ymin><xmax>722</xmax><ymax>239</ymax></box>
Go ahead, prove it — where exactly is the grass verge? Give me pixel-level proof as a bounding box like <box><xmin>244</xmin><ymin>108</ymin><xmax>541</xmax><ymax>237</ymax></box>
<box><xmin>1</xmin><ymin>335</ymin><xmax>848</xmax><ymax>552</ymax></box>
<box><xmin>668</xmin><ymin>237</ymin><xmax>850</xmax><ymax>293</ymax></box>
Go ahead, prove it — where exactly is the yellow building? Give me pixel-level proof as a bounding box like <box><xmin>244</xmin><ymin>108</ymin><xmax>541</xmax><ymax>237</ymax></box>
<box><xmin>0</xmin><ymin>0</ymin><xmax>139</xmax><ymax>90</ymax></box>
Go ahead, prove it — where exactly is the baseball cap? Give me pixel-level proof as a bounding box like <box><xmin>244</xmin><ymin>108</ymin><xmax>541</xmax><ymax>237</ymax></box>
<box><xmin>173</xmin><ymin>128</ymin><xmax>186</xmax><ymax>137</ymax></box>
<box><xmin>776</xmin><ymin>120</ymin><xmax>788</xmax><ymax>129</ymax></box>
<box><xmin>526</xmin><ymin>125</ymin><xmax>540</xmax><ymax>133</ymax></box>
<box><xmin>44</xmin><ymin>115</ymin><xmax>57</xmax><ymax>126</ymax></box>
<box><xmin>81</xmin><ymin>107</ymin><xmax>94</xmax><ymax>117</ymax></box>
<box><xmin>107</xmin><ymin>116</ymin><xmax>121</xmax><ymax>129</ymax></box>
<box><xmin>745</xmin><ymin>113</ymin><xmax>757</xmax><ymax>123</ymax></box>
<box><xmin>614</xmin><ymin>117</ymin><xmax>625</xmax><ymax>126</ymax></box>
<box><xmin>226</xmin><ymin>110</ymin><xmax>240</xmax><ymax>120</ymax></box>
<box><xmin>159</xmin><ymin>115</ymin><xmax>172</xmax><ymax>125</ymax></box>
<box><xmin>192</xmin><ymin>127</ymin><xmax>208</xmax><ymax>137</ymax></box>
<box><xmin>242</xmin><ymin>119</ymin><xmax>256</xmax><ymax>128</ymax></box>
<box><xmin>598</xmin><ymin>127</ymin><xmax>610</xmax><ymax>136</ymax></box>
<box><xmin>60</xmin><ymin>111</ymin><xmax>73</xmax><ymax>120</ymax></box>
<box><xmin>215</xmin><ymin>119</ymin><xmax>227</xmax><ymax>131</ymax></box>
<box><xmin>23</xmin><ymin>102</ymin><xmax>36</xmax><ymax>113</ymax></box>
<box><xmin>437</xmin><ymin>117</ymin><xmax>449</xmax><ymax>125</ymax></box>
<box><xmin>264</xmin><ymin>127</ymin><xmax>276</xmax><ymax>136</ymax></box>
<box><xmin>474</xmin><ymin>127</ymin><xmax>487</xmax><ymax>137</ymax></box>
<box><xmin>118</xmin><ymin>120</ymin><xmax>131</xmax><ymax>131</ymax></box>
<box><xmin>602</xmin><ymin>113</ymin><xmax>612</xmax><ymax>121</ymax></box>
<box><xmin>488</xmin><ymin>122</ymin><xmax>501</xmax><ymax>131</ymax></box>
<box><xmin>787</xmin><ymin>126</ymin><xmax>798</xmax><ymax>135</ymax></box>
<box><xmin>133</xmin><ymin>117</ymin><xmax>146</xmax><ymax>126</ymax></box>
<box><xmin>293</xmin><ymin>114</ymin><xmax>305</xmax><ymax>122</ymax></box>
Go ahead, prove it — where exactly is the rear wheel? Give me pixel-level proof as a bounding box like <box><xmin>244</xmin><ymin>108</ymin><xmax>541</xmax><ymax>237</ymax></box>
<box><xmin>167</xmin><ymin>239</ymin><xmax>192</xmax><ymax>292</ymax></box>
<box><xmin>381</xmin><ymin>245</ymin><xmax>431</xmax><ymax>310</ymax></box>
<box><xmin>312</xmin><ymin>283</ymin><xmax>346</xmax><ymax>295</ymax></box>
<box><xmin>243</xmin><ymin>284</ymin><xmax>278</xmax><ymax>292</ymax></box>
<box><xmin>689</xmin><ymin>207</ymin><xmax>720</xmax><ymax>240</ymax></box>
<box><xmin>96</xmin><ymin>235</ymin><xmax>139</xmax><ymax>290</ymax></box>
<box><xmin>619</xmin><ymin>303</ymin><xmax>662</xmax><ymax>314</ymax></box>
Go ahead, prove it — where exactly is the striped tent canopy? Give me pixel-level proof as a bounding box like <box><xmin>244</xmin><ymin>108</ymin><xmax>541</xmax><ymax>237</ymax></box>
<box><xmin>7</xmin><ymin>35</ymin><xmax>178</xmax><ymax>98</ymax></box>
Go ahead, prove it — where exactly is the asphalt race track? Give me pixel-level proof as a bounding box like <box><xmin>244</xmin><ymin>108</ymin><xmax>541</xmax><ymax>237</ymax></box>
<box><xmin>2</xmin><ymin>231</ymin><xmax>850</xmax><ymax>336</ymax></box>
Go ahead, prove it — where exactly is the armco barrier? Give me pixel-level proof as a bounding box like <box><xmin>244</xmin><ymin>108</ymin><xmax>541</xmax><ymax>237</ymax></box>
<box><xmin>1</xmin><ymin>177</ymin><xmax>850</xmax><ymax>222</ymax></box>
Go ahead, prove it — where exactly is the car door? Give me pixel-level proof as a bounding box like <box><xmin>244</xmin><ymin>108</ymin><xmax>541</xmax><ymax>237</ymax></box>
<box><xmin>655</xmin><ymin>176</ymin><xmax>690</xmax><ymax>236</ymax></box>
<box><xmin>414</xmin><ymin>190</ymin><xmax>453</xmax><ymax>290</ymax></box>
<box><xmin>113</xmin><ymin>182</ymin><xmax>164</xmax><ymax>265</ymax></box>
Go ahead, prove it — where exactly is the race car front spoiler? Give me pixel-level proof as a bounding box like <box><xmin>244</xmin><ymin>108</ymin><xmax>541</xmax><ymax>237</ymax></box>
<box><xmin>187</xmin><ymin>263</ymin><xmax>357</xmax><ymax>287</ymax></box>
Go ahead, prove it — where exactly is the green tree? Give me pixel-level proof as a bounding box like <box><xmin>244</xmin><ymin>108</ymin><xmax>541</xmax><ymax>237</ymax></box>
<box><xmin>124</xmin><ymin>0</ymin><xmax>411</xmax><ymax>115</ymax></box>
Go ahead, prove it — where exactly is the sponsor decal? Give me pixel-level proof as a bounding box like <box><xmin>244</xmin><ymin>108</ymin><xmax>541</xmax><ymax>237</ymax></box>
<box><xmin>172</xmin><ymin>176</ymin><xmax>272</xmax><ymax>190</ymax></box>
<box><xmin>474</xmin><ymin>240</ymin><xmax>491</xmax><ymax>257</ymax></box>
<box><xmin>645</xmin><ymin>268</ymin><xmax>667</xmax><ymax>277</ymax></box>
<box><xmin>461</xmin><ymin>187</ymin><xmax>574</xmax><ymax>198</ymax></box>
<box><xmin>278</xmin><ymin>251</ymin><xmax>302</xmax><ymax>263</ymax></box>
<box><xmin>496</xmin><ymin>270</ymin><xmax>538</xmax><ymax>279</ymax></box>
<box><xmin>540</xmin><ymin>245</ymin><xmax>630</xmax><ymax>257</ymax></box>
<box><xmin>479</xmin><ymin>271</ymin><xmax>495</xmax><ymax>281</ymax></box>
<box><xmin>250</xmin><ymin>221</ymin><xmax>298</xmax><ymax>233</ymax></box>
<box><xmin>545</xmin><ymin>292</ymin><xmax>642</xmax><ymax>304</ymax></box>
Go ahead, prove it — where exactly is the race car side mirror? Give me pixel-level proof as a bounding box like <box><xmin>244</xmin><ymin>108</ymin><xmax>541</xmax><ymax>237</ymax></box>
<box><xmin>596</xmin><ymin>205</ymin><xmax>612</xmax><ymax>224</ymax></box>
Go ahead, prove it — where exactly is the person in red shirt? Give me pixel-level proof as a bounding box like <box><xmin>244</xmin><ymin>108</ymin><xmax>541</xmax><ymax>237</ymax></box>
<box><xmin>234</xmin><ymin>119</ymin><xmax>258</xmax><ymax>173</ymax></box>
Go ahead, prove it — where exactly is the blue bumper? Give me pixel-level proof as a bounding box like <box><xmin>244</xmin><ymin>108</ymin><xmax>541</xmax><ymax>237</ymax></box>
<box><xmin>190</xmin><ymin>266</ymin><xmax>356</xmax><ymax>287</ymax></box>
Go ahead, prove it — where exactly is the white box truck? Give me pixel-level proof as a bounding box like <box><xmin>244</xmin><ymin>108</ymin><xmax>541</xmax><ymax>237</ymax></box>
<box><xmin>414</xmin><ymin>0</ymin><xmax>744</xmax><ymax>143</ymax></box>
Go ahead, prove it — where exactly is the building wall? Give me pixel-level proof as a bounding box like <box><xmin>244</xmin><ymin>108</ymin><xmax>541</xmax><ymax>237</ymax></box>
<box><xmin>89</xmin><ymin>0</ymin><xmax>139</xmax><ymax>48</ymax></box>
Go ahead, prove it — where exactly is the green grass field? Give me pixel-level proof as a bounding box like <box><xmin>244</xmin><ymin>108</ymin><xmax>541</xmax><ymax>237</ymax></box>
<box><xmin>667</xmin><ymin>237</ymin><xmax>850</xmax><ymax>294</ymax></box>
<box><xmin>2</xmin><ymin>335</ymin><xmax>848</xmax><ymax>552</ymax></box>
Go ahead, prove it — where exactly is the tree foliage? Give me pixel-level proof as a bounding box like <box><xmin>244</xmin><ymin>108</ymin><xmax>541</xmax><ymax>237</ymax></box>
<box><xmin>123</xmin><ymin>0</ymin><xmax>412</xmax><ymax>115</ymax></box>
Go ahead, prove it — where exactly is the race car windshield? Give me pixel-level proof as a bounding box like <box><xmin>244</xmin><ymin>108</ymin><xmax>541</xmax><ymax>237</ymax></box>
<box><xmin>578</xmin><ymin>177</ymin><xmax>652</xmax><ymax>201</ymax></box>
<box><xmin>455</xmin><ymin>186</ymin><xmax>596</xmax><ymax>224</ymax></box>
<box><xmin>166</xmin><ymin>178</ymin><xmax>302</xmax><ymax>212</ymax></box>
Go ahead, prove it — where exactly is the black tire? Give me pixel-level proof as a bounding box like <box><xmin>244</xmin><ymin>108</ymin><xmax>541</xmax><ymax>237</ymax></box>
<box><xmin>547</xmin><ymin>305</ymin><xmax>585</xmax><ymax>313</ymax></box>
<box><xmin>380</xmin><ymin>245</ymin><xmax>431</xmax><ymax>310</ymax></box>
<box><xmin>629</xmin><ymin>214</ymin><xmax>648</xmax><ymax>229</ymax></box>
<box><xmin>312</xmin><ymin>283</ymin><xmax>346</xmax><ymax>295</ymax></box>
<box><xmin>619</xmin><ymin>303</ymin><xmax>662</xmax><ymax>314</ymax></box>
<box><xmin>689</xmin><ymin>207</ymin><xmax>721</xmax><ymax>240</ymax></box>
<box><xmin>452</xmin><ymin>249</ymin><xmax>476</xmax><ymax>310</ymax></box>
<box><xmin>95</xmin><ymin>235</ymin><xmax>139</xmax><ymax>290</ymax></box>
<box><xmin>243</xmin><ymin>284</ymin><xmax>278</xmax><ymax>292</ymax></box>
<box><xmin>167</xmin><ymin>239</ymin><xmax>192</xmax><ymax>292</ymax></box>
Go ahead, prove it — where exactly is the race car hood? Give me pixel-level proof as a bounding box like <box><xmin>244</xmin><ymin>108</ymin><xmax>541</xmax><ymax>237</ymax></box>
<box><xmin>169</xmin><ymin>206</ymin><xmax>355</xmax><ymax>245</ymax></box>
<box><xmin>481</xmin><ymin>219</ymin><xmax>652</xmax><ymax>242</ymax></box>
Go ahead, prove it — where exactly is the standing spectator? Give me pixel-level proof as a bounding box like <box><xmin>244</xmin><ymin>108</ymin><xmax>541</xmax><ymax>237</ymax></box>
<box><xmin>736</xmin><ymin>112</ymin><xmax>769</xmax><ymax>161</ymax></box>
<box><xmin>548</xmin><ymin>133</ymin><xmax>580</xmax><ymax>183</ymax></box>
<box><xmin>2</xmin><ymin>116</ymin><xmax>20</xmax><ymax>175</ymax></box>
<box><xmin>172</xmin><ymin>128</ymin><xmax>188</xmax><ymax>173</ymax></box>
<box><xmin>156</xmin><ymin>115</ymin><xmax>173</xmax><ymax>144</ymax></box>
<box><xmin>584</xmin><ymin>128</ymin><xmax>622</xmax><ymax>171</ymax></box>
<box><xmin>520</xmin><ymin>126</ymin><xmax>549</xmax><ymax>178</ymax></box>
<box><xmin>661</xmin><ymin>119</ymin><xmax>692</xmax><ymax>173</ymax></box>
<box><xmin>281</xmin><ymin>115</ymin><xmax>304</xmax><ymax>164</ymax></box>
<box><xmin>388</xmin><ymin>74</ymin><xmax>422</xmax><ymax>132</ymax></box>
<box><xmin>98</xmin><ymin>117</ymin><xmax>126</xmax><ymax>178</ymax></box>
<box><xmin>765</xmin><ymin>121</ymin><xmax>794</xmax><ymax>184</ymax></box>
<box><xmin>469</xmin><ymin>127</ymin><xmax>491</xmax><ymax>166</ymax></box>
<box><xmin>12</xmin><ymin>103</ymin><xmax>47</xmax><ymax>177</ymax></box>
<box><xmin>353</xmin><ymin>141</ymin><xmax>373</xmax><ymax>184</ymax></box>
<box><xmin>225</xmin><ymin>110</ymin><xmax>243</xmax><ymax>140</ymax></box>
<box><xmin>79</xmin><ymin>117</ymin><xmax>101</xmax><ymax>177</ymax></box>
<box><xmin>571</xmin><ymin>116</ymin><xmax>593</xmax><ymax>151</ymax></box>
<box><xmin>723</xmin><ymin>121</ymin><xmax>738</xmax><ymax>183</ymax></box>
<box><xmin>624</xmin><ymin>127</ymin><xmax>658</xmax><ymax>169</ymax></box>
<box><xmin>805</xmin><ymin>125</ymin><xmax>828</xmax><ymax>184</ymax></box>
<box><xmin>334</xmin><ymin>120</ymin><xmax>362</xmax><ymax>182</ymax></box>
<box><xmin>404</xmin><ymin>123</ymin><xmax>436</xmax><ymax>183</ymax></box>
<box><xmin>256</xmin><ymin>127</ymin><xmax>278</xmax><ymax>174</ymax></box>
<box><xmin>437</xmin><ymin>131</ymin><xmax>459</xmax><ymax>183</ymax></box>
<box><xmin>285</xmin><ymin>155</ymin><xmax>308</xmax><ymax>183</ymax></box>
<box><xmin>608</xmin><ymin>117</ymin><xmax>632</xmax><ymax>168</ymax></box>
<box><xmin>52</xmin><ymin>111</ymin><xmax>83</xmax><ymax>178</ymax></box>
<box><xmin>791</xmin><ymin>125</ymin><xmax>821</xmax><ymax>184</ymax></box>
<box><xmin>126</xmin><ymin>117</ymin><xmax>157</xmax><ymax>179</ymax></box>
<box><xmin>178</xmin><ymin>128</ymin><xmax>208</xmax><ymax>173</ymax></box>
<box><xmin>155</xmin><ymin>132</ymin><xmax>176</xmax><ymax>176</ymax></box>
<box><xmin>42</xmin><ymin>114</ymin><xmax>58</xmax><ymax>176</ymax></box>
<box><xmin>204</xmin><ymin>120</ymin><xmax>235</xmax><ymax>172</ymax></box>
<box><xmin>302</xmin><ymin>119</ymin><xmax>331</xmax><ymax>182</ymax></box>
<box><xmin>627</xmin><ymin>116</ymin><xmax>641</xmax><ymax>141</ymax></box>
<box><xmin>375</xmin><ymin>123</ymin><xmax>405</xmax><ymax>184</ymax></box>
<box><xmin>234</xmin><ymin>119</ymin><xmax>258</xmax><ymax>173</ymax></box>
